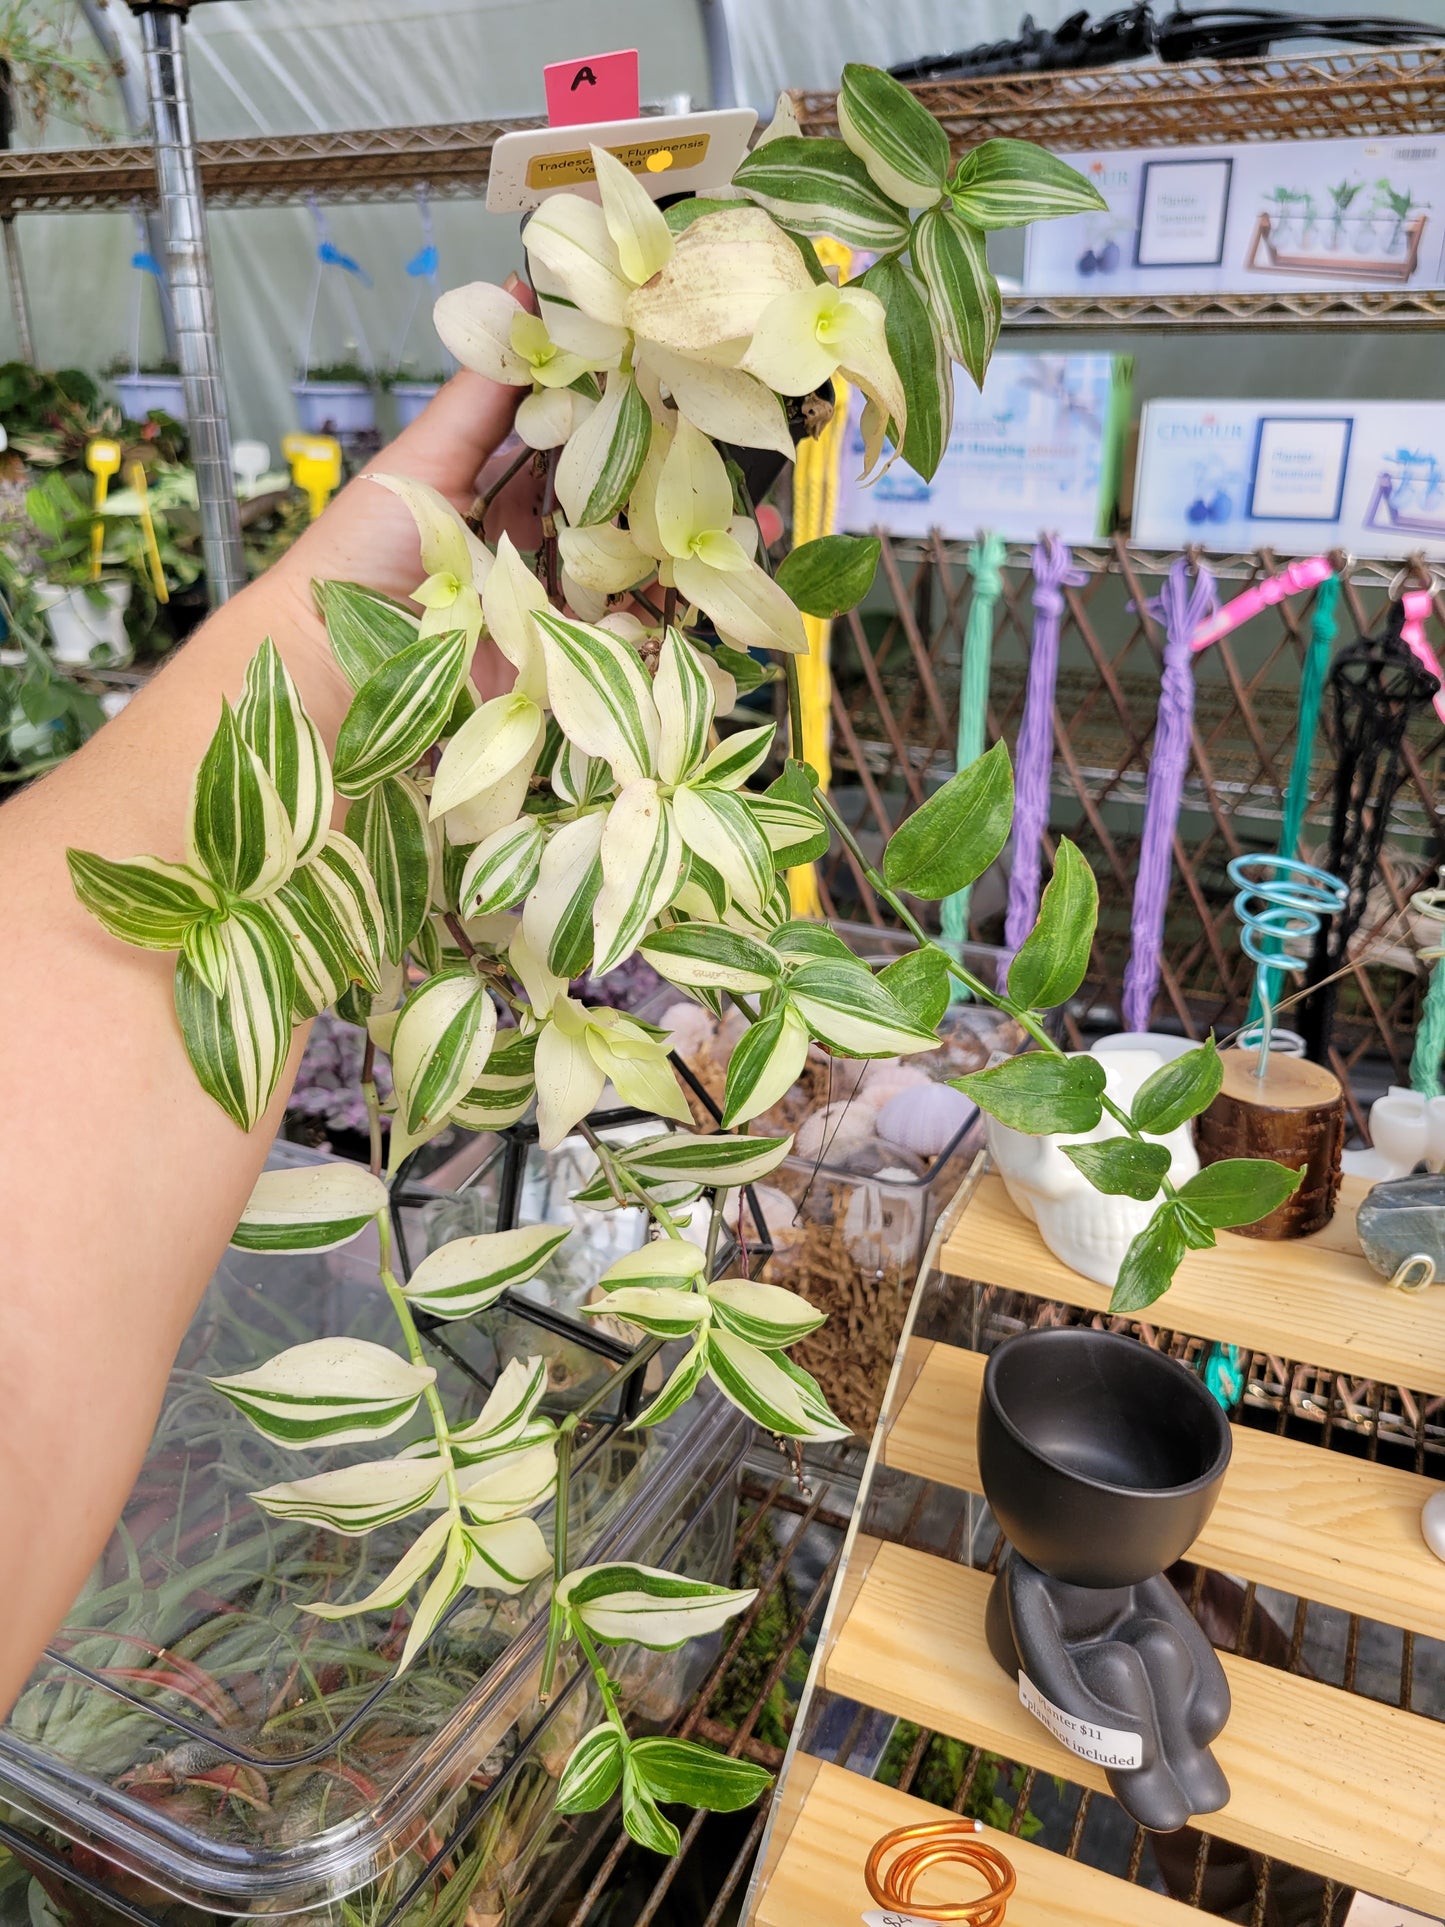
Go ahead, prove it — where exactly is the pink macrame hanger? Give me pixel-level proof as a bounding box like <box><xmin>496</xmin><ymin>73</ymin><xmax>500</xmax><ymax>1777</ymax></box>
<box><xmin>1189</xmin><ymin>555</ymin><xmax>1335</xmax><ymax>655</ymax></box>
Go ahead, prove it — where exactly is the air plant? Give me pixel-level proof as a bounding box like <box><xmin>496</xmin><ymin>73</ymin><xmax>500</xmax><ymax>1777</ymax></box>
<box><xmin>63</xmin><ymin>65</ymin><xmax>1298</xmax><ymax>1854</ymax></box>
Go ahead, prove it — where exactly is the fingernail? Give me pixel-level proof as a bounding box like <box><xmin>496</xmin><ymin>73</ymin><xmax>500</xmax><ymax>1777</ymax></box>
<box><xmin>503</xmin><ymin>270</ymin><xmax>524</xmax><ymax>295</ymax></box>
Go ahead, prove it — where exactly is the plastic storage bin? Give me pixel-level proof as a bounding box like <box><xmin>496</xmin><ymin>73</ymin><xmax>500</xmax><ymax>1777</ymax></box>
<box><xmin>0</xmin><ymin>1171</ymin><xmax>750</xmax><ymax>1927</ymax></box>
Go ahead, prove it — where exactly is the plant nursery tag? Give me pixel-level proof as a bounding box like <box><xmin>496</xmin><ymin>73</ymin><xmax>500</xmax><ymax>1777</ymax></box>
<box><xmin>545</xmin><ymin>50</ymin><xmax>639</xmax><ymax>126</ymax></box>
<box><xmin>1018</xmin><ymin>1672</ymin><xmax>1143</xmax><ymax>1770</ymax></box>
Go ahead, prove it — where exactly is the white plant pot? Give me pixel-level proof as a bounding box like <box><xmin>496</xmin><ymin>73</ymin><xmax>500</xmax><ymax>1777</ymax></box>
<box><xmin>114</xmin><ymin>373</ymin><xmax>187</xmax><ymax>420</ymax></box>
<box><xmin>391</xmin><ymin>381</ymin><xmax>440</xmax><ymax>428</ymax></box>
<box><xmin>291</xmin><ymin>381</ymin><xmax>376</xmax><ymax>436</ymax></box>
<box><xmin>34</xmin><ymin>581</ymin><xmax>133</xmax><ymax>665</ymax></box>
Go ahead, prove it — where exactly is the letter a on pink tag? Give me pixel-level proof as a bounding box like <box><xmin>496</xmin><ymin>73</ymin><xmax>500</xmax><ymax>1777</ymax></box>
<box><xmin>544</xmin><ymin>51</ymin><xmax>640</xmax><ymax>127</ymax></box>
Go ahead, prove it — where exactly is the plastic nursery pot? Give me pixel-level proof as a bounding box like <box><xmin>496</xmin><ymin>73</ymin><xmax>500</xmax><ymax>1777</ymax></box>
<box><xmin>291</xmin><ymin>379</ymin><xmax>377</xmax><ymax>436</ymax></box>
<box><xmin>33</xmin><ymin>581</ymin><xmax>133</xmax><ymax>666</ymax></box>
<box><xmin>113</xmin><ymin>372</ymin><xmax>187</xmax><ymax>420</ymax></box>
<box><xmin>978</xmin><ymin>1327</ymin><xmax>1232</xmax><ymax>1589</ymax></box>
<box><xmin>391</xmin><ymin>380</ymin><xmax>441</xmax><ymax>428</ymax></box>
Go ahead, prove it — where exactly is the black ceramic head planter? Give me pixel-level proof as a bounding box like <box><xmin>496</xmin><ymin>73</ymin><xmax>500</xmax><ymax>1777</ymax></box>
<box><xmin>978</xmin><ymin>1328</ymin><xmax>1234</xmax><ymax>1833</ymax></box>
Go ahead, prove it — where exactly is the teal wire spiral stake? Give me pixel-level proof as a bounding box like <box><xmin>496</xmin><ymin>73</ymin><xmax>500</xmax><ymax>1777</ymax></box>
<box><xmin>1229</xmin><ymin>853</ymin><xmax>1348</xmax><ymax>1074</ymax></box>
<box><xmin>941</xmin><ymin>532</ymin><xmax>1007</xmax><ymax>1001</ymax></box>
<box><xmin>1408</xmin><ymin>870</ymin><xmax>1445</xmax><ymax>1098</ymax></box>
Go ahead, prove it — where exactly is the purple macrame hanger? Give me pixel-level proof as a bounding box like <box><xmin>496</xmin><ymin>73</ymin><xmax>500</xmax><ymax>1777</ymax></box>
<box><xmin>1121</xmin><ymin>555</ymin><xmax>1218</xmax><ymax>1032</ymax></box>
<box><xmin>999</xmin><ymin>537</ymin><xmax>1086</xmax><ymax>989</ymax></box>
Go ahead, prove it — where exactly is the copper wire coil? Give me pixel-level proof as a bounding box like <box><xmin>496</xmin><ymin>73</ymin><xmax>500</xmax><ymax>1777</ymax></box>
<box><xmin>865</xmin><ymin>1819</ymin><xmax>1017</xmax><ymax>1922</ymax></box>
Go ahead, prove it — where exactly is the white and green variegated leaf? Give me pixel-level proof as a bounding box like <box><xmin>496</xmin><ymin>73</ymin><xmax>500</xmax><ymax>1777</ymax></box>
<box><xmin>706</xmin><ymin>1328</ymin><xmax>849</xmax><ymax>1439</ymax></box>
<box><xmin>640</xmin><ymin>920</ymin><xmax>781</xmax><ymax>995</ymax></box>
<box><xmin>673</xmin><ymin>785</ymin><xmax>773</xmax><ymax>912</ymax></box>
<box><xmin>837</xmin><ymin>61</ymin><xmax>950</xmax><ymax>209</ymax></box>
<box><xmin>593</xmin><ymin>781</ymin><xmax>683</xmax><ymax>977</ymax></box>
<box><xmin>533</xmin><ymin>610</ymin><xmax>659</xmax><ymax>787</ymax></box>
<box><xmin>272</xmin><ymin>835</ymin><xmax>386</xmax><ymax>1020</ymax></box>
<box><xmin>584</xmin><ymin>1287</ymin><xmax>711</xmax><ymax>1341</ymax></box>
<box><xmin>653</xmin><ymin>627</ymin><xmax>716</xmax><ymax>787</ymax></box>
<box><xmin>721</xmin><ymin>1003</ymin><xmax>811</xmax><ymax>1128</ymax></box>
<box><xmin>572</xmin><ymin>1166</ymin><xmax>703</xmax><ymax>1214</ymax></box>
<box><xmin>250</xmin><ymin>1456</ymin><xmax>441</xmax><ymax>1535</ymax></box>
<box><xmin>458</xmin><ymin>816</ymin><xmax>545</xmax><ymax>918</ymax></box>
<box><xmin>451</xmin><ymin>1058</ymin><xmax>536</xmax><ymax>1130</ymax></box>
<box><xmin>557</xmin><ymin>369</ymin><xmax>652</xmax><ymax>528</ymax></box>
<box><xmin>620</xmin><ymin>1129</ymin><xmax>794</xmax><ymax>1187</ymax></box>
<box><xmin>706</xmin><ymin>1277</ymin><xmax>824</xmax><ymax>1348</ymax></box>
<box><xmin>462</xmin><ymin>1515</ymin><xmax>551</xmax><ymax>1592</ymax></box>
<box><xmin>775</xmin><ymin>1348</ymin><xmax>852</xmax><ymax>1438</ymax></box>
<box><xmin>622</xmin><ymin>1755</ymin><xmax>680</xmax><ymax>1856</ymax></box>
<box><xmin>523</xmin><ymin>810</ymin><xmax>606</xmax><ymax>981</ymax></box>
<box><xmin>430</xmin><ymin>691</ymin><xmax>545</xmax><ymax>819</ymax></box>
<box><xmin>455</xmin><ymin>1440</ymin><xmax>558</xmax><ymax>1523</ymax></box>
<box><xmin>230</xmin><ymin>1161</ymin><xmax>390</xmax><ymax>1253</ymax></box>
<box><xmin>182</xmin><ymin>917</ymin><xmax>231</xmax><ymax>999</ymax></box>
<box><xmin>861</xmin><ymin>257</ymin><xmax>953</xmax><ymax>483</ymax></box>
<box><xmin>628</xmin><ymin>1737</ymin><xmax>773</xmax><ymax>1814</ymax></box>
<box><xmin>732</xmin><ymin>134</ymin><xmax>912</xmax><ymax>248</ymax></box>
<box><xmin>412</xmin><ymin>913</ymin><xmax>446</xmax><ymax>977</ymax></box>
<box><xmin>315</xmin><ymin>580</ymin><xmax>420</xmax><ymax>690</ymax></box>
<box><xmin>305</xmin><ymin>1513</ymin><xmax>451</xmax><ymax>1622</ymax></box>
<box><xmin>174</xmin><ymin>903</ymin><xmax>295</xmax><ymax>1131</ymax></box>
<box><xmin>66</xmin><ymin>849</ymin><xmax>217</xmax><ymax>951</ymax></box>
<box><xmin>397</xmin><ymin>1522</ymin><xmax>471</xmax><ymax>1671</ymax></box>
<box><xmin>237</xmin><ymin>637</ymin><xmax>332</xmax><ymax>865</ymax></box>
<box><xmin>557</xmin><ymin>1725</ymin><xmax>626</xmax><ymax>1816</ymax></box>
<box><xmin>597</xmin><ymin>1239</ymin><xmax>708</xmax><ymax>1291</ymax></box>
<box><xmin>447</xmin><ymin>1353</ymin><xmax>550</xmax><ymax>1458</ymax></box>
<box><xmin>744</xmin><ymin>793</ymin><xmax>826</xmax><ymax>855</ymax></box>
<box><xmin>950</xmin><ymin>138</ymin><xmax>1107</xmax><ymax>230</ymax></box>
<box><xmin>631</xmin><ymin>1340</ymin><xmax>711</xmax><ymax>1428</ymax></box>
<box><xmin>911</xmin><ymin>204</ymin><xmax>1001</xmax><ymax>389</ymax></box>
<box><xmin>694</xmin><ymin>721</ymin><xmax>775</xmax><ymax>791</ymax></box>
<box><xmin>332</xmin><ymin>629</ymin><xmax>471</xmax><ymax>795</ymax></box>
<box><xmin>186</xmin><ymin>700</ymin><xmax>296</xmax><ymax>901</ymax></box>
<box><xmin>390</xmin><ymin>967</ymin><xmax>498</xmax><ymax>1137</ymax></box>
<box><xmin>787</xmin><ymin>958</ymin><xmax>938</xmax><ymax>1058</ymax></box>
<box><xmin>347</xmin><ymin>775</ymin><xmax>434</xmax><ymax>963</ymax></box>
<box><xmin>551</xmin><ymin>735</ymin><xmax>614</xmax><ymax>808</ymax></box>
<box><xmin>769</xmin><ymin>920</ymin><xmax>868</xmax><ymax>965</ymax></box>
<box><xmin>211</xmin><ymin>1337</ymin><xmax>434</xmax><ymax>1448</ymax></box>
<box><xmin>675</xmin><ymin>849</ymin><xmax>731</xmax><ymax>920</ymax></box>
<box><xmin>557</xmin><ymin>1562</ymin><xmax>757</xmax><ymax>1651</ymax></box>
<box><xmin>401</xmin><ymin>1223</ymin><xmax>571</xmax><ymax>1320</ymax></box>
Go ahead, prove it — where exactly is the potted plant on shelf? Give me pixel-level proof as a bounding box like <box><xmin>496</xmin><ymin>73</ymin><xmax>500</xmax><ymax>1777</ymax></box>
<box><xmin>388</xmin><ymin>366</ymin><xmax>447</xmax><ymax>429</ymax></box>
<box><xmin>106</xmin><ymin>355</ymin><xmax>187</xmax><ymax>422</ymax></box>
<box><xmin>292</xmin><ymin>357</ymin><xmax>379</xmax><ymax>436</ymax></box>
<box><xmin>63</xmin><ymin>66</ymin><xmax>1302</xmax><ymax>1853</ymax></box>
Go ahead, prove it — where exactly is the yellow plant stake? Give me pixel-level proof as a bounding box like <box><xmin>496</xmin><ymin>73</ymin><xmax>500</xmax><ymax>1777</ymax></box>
<box><xmin>786</xmin><ymin>237</ymin><xmax>851</xmax><ymax>918</ymax></box>
<box><xmin>85</xmin><ymin>438</ymin><xmax>123</xmax><ymax>582</ymax></box>
<box><xmin>289</xmin><ymin>435</ymin><xmax>343</xmax><ymax>521</ymax></box>
<box><xmin>127</xmin><ymin>463</ymin><xmax>169</xmax><ymax>603</ymax></box>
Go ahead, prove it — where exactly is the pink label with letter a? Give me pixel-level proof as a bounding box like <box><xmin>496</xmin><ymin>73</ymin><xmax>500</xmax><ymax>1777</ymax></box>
<box><xmin>544</xmin><ymin>51</ymin><xmax>640</xmax><ymax>126</ymax></box>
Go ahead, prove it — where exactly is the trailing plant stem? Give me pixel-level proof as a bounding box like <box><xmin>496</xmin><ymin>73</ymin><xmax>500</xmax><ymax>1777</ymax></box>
<box><xmin>360</xmin><ymin>1037</ymin><xmax>382</xmax><ymax>1179</ymax></box>
<box><xmin>574</xmin><ymin>1618</ymin><xmax>628</xmax><ymax>1734</ymax></box>
<box><xmin>577</xmin><ymin>1120</ymin><xmax>683</xmax><ymax>1237</ymax></box>
<box><xmin>376</xmin><ymin>1210</ymin><xmax>462</xmax><ymax>1516</ymax></box>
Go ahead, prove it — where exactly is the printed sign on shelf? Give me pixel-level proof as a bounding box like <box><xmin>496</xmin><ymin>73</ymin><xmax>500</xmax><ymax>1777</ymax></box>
<box><xmin>1133</xmin><ymin>397</ymin><xmax>1445</xmax><ymax>560</ymax></box>
<box><xmin>1018</xmin><ymin>1672</ymin><xmax>1144</xmax><ymax>1770</ymax></box>
<box><xmin>1025</xmin><ymin>133</ymin><xmax>1445</xmax><ymax>294</ymax></box>
<box><xmin>835</xmin><ymin>353</ymin><xmax>1129</xmax><ymax>544</ymax></box>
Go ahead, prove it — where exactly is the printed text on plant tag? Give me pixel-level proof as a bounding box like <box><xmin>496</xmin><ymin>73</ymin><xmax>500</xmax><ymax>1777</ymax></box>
<box><xmin>1018</xmin><ymin>1673</ymin><xmax>1143</xmax><ymax>1769</ymax></box>
<box><xmin>863</xmin><ymin>1912</ymin><xmax>933</xmax><ymax>1926</ymax></box>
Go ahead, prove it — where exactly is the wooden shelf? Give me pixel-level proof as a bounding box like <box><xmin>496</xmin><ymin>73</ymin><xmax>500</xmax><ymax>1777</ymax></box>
<box><xmin>886</xmin><ymin>1338</ymin><xmax>1445</xmax><ymax>1640</ymax></box>
<box><xmin>940</xmin><ymin>1173</ymin><xmax>1445</xmax><ymax>1395</ymax></box>
<box><xmin>825</xmin><ymin>1540</ymin><xmax>1445</xmax><ymax>1914</ymax></box>
<box><xmin>754</xmin><ymin>1756</ymin><xmax>1204</xmax><ymax>1926</ymax></box>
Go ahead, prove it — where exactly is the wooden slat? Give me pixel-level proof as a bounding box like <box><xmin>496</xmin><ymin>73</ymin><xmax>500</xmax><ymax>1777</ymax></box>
<box><xmin>886</xmin><ymin>1339</ymin><xmax>1445</xmax><ymax>1639</ymax></box>
<box><xmin>941</xmin><ymin>1174</ymin><xmax>1445</xmax><ymax>1395</ymax></box>
<box><xmin>754</xmin><ymin>1756</ymin><xmax>1202</xmax><ymax>1926</ymax></box>
<box><xmin>826</xmin><ymin>1541</ymin><xmax>1445</xmax><ymax>1914</ymax></box>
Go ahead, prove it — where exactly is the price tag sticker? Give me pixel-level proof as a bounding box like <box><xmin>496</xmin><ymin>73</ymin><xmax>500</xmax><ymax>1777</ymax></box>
<box><xmin>1019</xmin><ymin>1673</ymin><xmax>1143</xmax><ymax>1770</ymax></box>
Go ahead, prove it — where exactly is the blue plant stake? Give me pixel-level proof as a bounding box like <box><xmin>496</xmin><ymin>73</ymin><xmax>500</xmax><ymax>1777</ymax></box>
<box><xmin>1229</xmin><ymin>853</ymin><xmax>1348</xmax><ymax>1074</ymax></box>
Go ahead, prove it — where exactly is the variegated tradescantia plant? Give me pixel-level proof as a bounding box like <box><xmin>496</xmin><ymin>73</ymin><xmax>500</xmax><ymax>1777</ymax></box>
<box><xmin>64</xmin><ymin>67</ymin><xmax>1301</xmax><ymax>1851</ymax></box>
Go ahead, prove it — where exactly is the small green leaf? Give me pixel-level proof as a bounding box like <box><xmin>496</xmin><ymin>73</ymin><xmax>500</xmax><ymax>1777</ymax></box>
<box><xmin>67</xmin><ymin>849</ymin><xmax>215</xmax><ymax>951</ymax></box>
<box><xmin>911</xmin><ymin>204</ymin><xmax>1001</xmax><ymax>389</ymax></box>
<box><xmin>1109</xmin><ymin>1203</ymin><xmax>1188</xmax><ymax>1315</ymax></box>
<box><xmin>1131</xmin><ymin>1040</ymin><xmax>1223</xmax><ymax>1136</ymax></box>
<box><xmin>761</xmin><ymin>760</ymin><xmax>830</xmax><ymax>868</ymax></box>
<box><xmin>954</xmin><ymin>1051</ymin><xmax>1106</xmax><ymax>1135</ymax></box>
<box><xmin>628</xmin><ymin>1737</ymin><xmax>772</xmax><ymax>1813</ymax></box>
<box><xmin>1061</xmin><ymin>1137</ymin><xmax>1172</xmax><ymax>1202</ymax></box>
<box><xmin>770</xmin><ymin>918</ymin><xmax>866</xmax><ymax>965</ymax></box>
<box><xmin>314</xmin><ymin>580</ymin><xmax>419</xmax><ymax>689</ymax></box>
<box><xmin>950</xmin><ymin>138</ymin><xmax>1108</xmax><ymax>231</ymax></box>
<box><xmin>622</xmin><ymin>1753</ymin><xmax>681</xmax><ymax>1856</ymax></box>
<box><xmin>732</xmin><ymin>135</ymin><xmax>912</xmax><ymax>249</ymax></box>
<box><xmin>776</xmin><ymin>534</ymin><xmax>880</xmax><ymax>618</ymax></box>
<box><xmin>860</xmin><ymin>257</ymin><xmax>952</xmax><ymax>483</ymax></box>
<box><xmin>1175</xmin><ymin>1158</ymin><xmax>1304</xmax><ymax>1229</ymax></box>
<box><xmin>882</xmin><ymin>740</ymin><xmax>1013</xmax><ymax>899</ymax></box>
<box><xmin>557</xmin><ymin>1726</ymin><xmax>625</xmax><ymax>1816</ymax></box>
<box><xmin>877</xmin><ymin>945</ymin><xmax>951</xmax><ymax>1030</ymax></box>
<box><xmin>1006</xmin><ymin>838</ymin><xmax>1097</xmax><ymax>1011</ymax></box>
<box><xmin>838</xmin><ymin>62</ymin><xmax>950</xmax><ymax>207</ymax></box>
<box><xmin>333</xmin><ymin>629</ymin><xmax>470</xmax><ymax>795</ymax></box>
<box><xmin>788</xmin><ymin>959</ymin><xmax>937</xmax><ymax>1058</ymax></box>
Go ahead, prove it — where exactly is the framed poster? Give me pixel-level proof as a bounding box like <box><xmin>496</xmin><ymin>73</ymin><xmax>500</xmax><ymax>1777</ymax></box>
<box><xmin>1134</xmin><ymin>157</ymin><xmax>1233</xmax><ymax>269</ymax></box>
<box><xmin>1248</xmin><ymin>416</ymin><xmax>1353</xmax><ymax>522</ymax></box>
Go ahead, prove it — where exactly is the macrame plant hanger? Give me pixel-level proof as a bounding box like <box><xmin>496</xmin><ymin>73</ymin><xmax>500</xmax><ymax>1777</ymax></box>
<box><xmin>297</xmin><ymin>197</ymin><xmax>376</xmax><ymax>382</ymax></box>
<box><xmin>1297</xmin><ymin>579</ymin><xmax>1444</xmax><ymax>1064</ymax></box>
<box><xmin>389</xmin><ymin>187</ymin><xmax>449</xmax><ymax>378</ymax></box>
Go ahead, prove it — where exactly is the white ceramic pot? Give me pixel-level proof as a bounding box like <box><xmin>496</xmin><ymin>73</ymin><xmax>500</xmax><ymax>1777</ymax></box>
<box><xmin>1343</xmin><ymin>1087</ymin><xmax>1445</xmax><ymax>1180</ymax></box>
<box><xmin>391</xmin><ymin>381</ymin><xmax>440</xmax><ymax>428</ymax></box>
<box><xmin>291</xmin><ymin>381</ymin><xmax>376</xmax><ymax>436</ymax></box>
<box><xmin>1090</xmin><ymin>1030</ymin><xmax>1196</xmax><ymax>1062</ymax></box>
<box><xmin>114</xmin><ymin>373</ymin><xmax>187</xmax><ymax>420</ymax></box>
<box><xmin>34</xmin><ymin>581</ymin><xmax>133</xmax><ymax>665</ymax></box>
<box><xmin>986</xmin><ymin>1047</ymin><xmax>1200</xmax><ymax>1287</ymax></box>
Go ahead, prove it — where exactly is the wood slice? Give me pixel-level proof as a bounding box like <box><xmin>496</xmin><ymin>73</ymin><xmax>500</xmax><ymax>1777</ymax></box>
<box><xmin>1195</xmin><ymin>1051</ymin><xmax>1345</xmax><ymax>1239</ymax></box>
